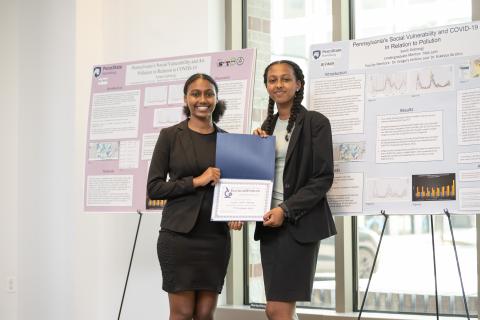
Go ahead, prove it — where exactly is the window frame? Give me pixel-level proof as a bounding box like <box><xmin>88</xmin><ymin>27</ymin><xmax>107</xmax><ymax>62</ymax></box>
<box><xmin>231</xmin><ymin>0</ymin><xmax>480</xmax><ymax>316</ymax></box>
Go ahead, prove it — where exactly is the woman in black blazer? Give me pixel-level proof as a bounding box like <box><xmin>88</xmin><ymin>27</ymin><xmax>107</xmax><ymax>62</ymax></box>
<box><xmin>148</xmin><ymin>73</ymin><xmax>242</xmax><ymax>320</ymax></box>
<box><xmin>254</xmin><ymin>60</ymin><xmax>336</xmax><ymax>320</ymax></box>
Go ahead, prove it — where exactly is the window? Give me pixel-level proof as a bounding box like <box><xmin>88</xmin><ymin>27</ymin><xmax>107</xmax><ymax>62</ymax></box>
<box><xmin>353</xmin><ymin>0</ymin><xmax>473</xmax><ymax>39</ymax></box>
<box><xmin>247</xmin><ymin>0</ymin><xmax>332</xmax><ymax>129</ymax></box>
<box><xmin>357</xmin><ymin>215</ymin><xmax>477</xmax><ymax>315</ymax></box>
<box><xmin>243</xmin><ymin>0</ymin><xmax>478</xmax><ymax>315</ymax></box>
<box><xmin>245</xmin><ymin>0</ymin><xmax>334</xmax><ymax>308</ymax></box>
<box><xmin>283</xmin><ymin>0</ymin><xmax>306</xmax><ymax>18</ymax></box>
<box><xmin>353</xmin><ymin>0</ymin><xmax>476</xmax><ymax>315</ymax></box>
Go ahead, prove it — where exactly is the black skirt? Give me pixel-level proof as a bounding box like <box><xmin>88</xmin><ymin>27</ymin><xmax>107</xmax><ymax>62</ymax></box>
<box><xmin>260</xmin><ymin>225</ymin><xmax>320</xmax><ymax>301</ymax></box>
<box><xmin>157</xmin><ymin>189</ymin><xmax>231</xmax><ymax>293</ymax></box>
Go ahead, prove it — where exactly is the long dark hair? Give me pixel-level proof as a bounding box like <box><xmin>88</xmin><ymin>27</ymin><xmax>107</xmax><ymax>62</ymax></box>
<box><xmin>182</xmin><ymin>73</ymin><xmax>226</xmax><ymax>123</ymax></box>
<box><xmin>262</xmin><ymin>60</ymin><xmax>305</xmax><ymax>141</ymax></box>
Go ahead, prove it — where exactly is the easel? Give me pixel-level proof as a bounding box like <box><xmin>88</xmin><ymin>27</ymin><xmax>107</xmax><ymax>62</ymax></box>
<box><xmin>117</xmin><ymin>210</ymin><xmax>144</xmax><ymax>320</ymax></box>
<box><xmin>358</xmin><ymin>209</ymin><xmax>471</xmax><ymax>320</ymax></box>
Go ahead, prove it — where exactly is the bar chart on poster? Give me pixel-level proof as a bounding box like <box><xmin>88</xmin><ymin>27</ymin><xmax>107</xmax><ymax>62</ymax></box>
<box><xmin>84</xmin><ymin>49</ymin><xmax>256</xmax><ymax>213</ymax></box>
<box><xmin>308</xmin><ymin>21</ymin><xmax>480</xmax><ymax>215</ymax></box>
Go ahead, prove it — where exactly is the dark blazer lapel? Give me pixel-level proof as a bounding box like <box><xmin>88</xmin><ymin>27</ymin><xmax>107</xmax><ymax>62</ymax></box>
<box><xmin>177</xmin><ymin>120</ymin><xmax>199</xmax><ymax>172</ymax></box>
<box><xmin>285</xmin><ymin>106</ymin><xmax>306</xmax><ymax>166</ymax></box>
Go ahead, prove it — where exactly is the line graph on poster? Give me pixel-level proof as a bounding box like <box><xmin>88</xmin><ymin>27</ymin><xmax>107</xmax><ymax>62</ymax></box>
<box><xmin>410</xmin><ymin>65</ymin><xmax>454</xmax><ymax>94</ymax></box>
<box><xmin>366</xmin><ymin>176</ymin><xmax>411</xmax><ymax>203</ymax></box>
<box><xmin>366</xmin><ymin>71</ymin><xmax>408</xmax><ymax>98</ymax></box>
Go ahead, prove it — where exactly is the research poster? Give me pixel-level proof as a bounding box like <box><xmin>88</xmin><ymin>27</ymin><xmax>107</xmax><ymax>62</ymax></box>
<box><xmin>84</xmin><ymin>49</ymin><xmax>256</xmax><ymax>213</ymax></box>
<box><xmin>309</xmin><ymin>22</ymin><xmax>480</xmax><ymax>215</ymax></box>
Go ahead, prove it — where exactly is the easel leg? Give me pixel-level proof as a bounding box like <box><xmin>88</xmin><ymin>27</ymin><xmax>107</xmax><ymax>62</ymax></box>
<box><xmin>358</xmin><ymin>210</ymin><xmax>388</xmax><ymax>320</ymax></box>
<box><xmin>444</xmin><ymin>209</ymin><xmax>471</xmax><ymax>320</ymax></box>
<box><xmin>118</xmin><ymin>210</ymin><xmax>143</xmax><ymax>320</ymax></box>
<box><xmin>430</xmin><ymin>215</ymin><xmax>439</xmax><ymax>320</ymax></box>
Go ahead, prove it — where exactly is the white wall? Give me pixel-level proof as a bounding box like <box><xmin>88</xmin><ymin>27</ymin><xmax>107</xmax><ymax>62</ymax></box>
<box><xmin>0</xmin><ymin>1</ymin><xmax>18</xmax><ymax>319</ymax></box>
<box><xmin>17</xmin><ymin>0</ymin><xmax>76</xmax><ymax>318</ymax></box>
<box><xmin>0</xmin><ymin>0</ymin><xmax>225</xmax><ymax>319</ymax></box>
<box><xmin>75</xmin><ymin>1</ymin><xmax>225</xmax><ymax>319</ymax></box>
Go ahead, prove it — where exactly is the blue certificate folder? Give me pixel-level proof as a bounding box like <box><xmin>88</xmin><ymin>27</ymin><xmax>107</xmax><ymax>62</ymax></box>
<box><xmin>215</xmin><ymin>133</ymin><xmax>275</xmax><ymax>181</ymax></box>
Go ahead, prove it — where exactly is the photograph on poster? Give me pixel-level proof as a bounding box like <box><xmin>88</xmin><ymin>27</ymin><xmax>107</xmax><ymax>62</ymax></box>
<box><xmin>412</xmin><ymin>173</ymin><xmax>456</xmax><ymax>202</ymax></box>
<box><xmin>471</xmin><ymin>57</ymin><xmax>480</xmax><ymax>77</ymax></box>
<box><xmin>88</xmin><ymin>142</ymin><xmax>119</xmax><ymax>161</ymax></box>
<box><xmin>458</xmin><ymin>57</ymin><xmax>480</xmax><ymax>80</ymax></box>
<box><xmin>146</xmin><ymin>198</ymin><xmax>166</xmax><ymax>210</ymax></box>
<box><xmin>333</xmin><ymin>141</ymin><xmax>366</xmax><ymax>162</ymax></box>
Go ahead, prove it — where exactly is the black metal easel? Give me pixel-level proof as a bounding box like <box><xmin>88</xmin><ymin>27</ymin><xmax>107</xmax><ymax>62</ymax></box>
<box><xmin>358</xmin><ymin>210</ymin><xmax>471</xmax><ymax>320</ymax></box>
<box><xmin>357</xmin><ymin>210</ymin><xmax>389</xmax><ymax>320</ymax></box>
<box><xmin>444</xmin><ymin>209</ymin><xmax>471</xmax><ymax>320</ymax></box>
<box><xmin>117</xmin><ymin>210</ymin><xmax>144</xmax><ymax>320</ymax></box>
<box><xmin>430</xmin><ymin>214</ymin><xmax>439</xmax><ymax>320</ymax></box>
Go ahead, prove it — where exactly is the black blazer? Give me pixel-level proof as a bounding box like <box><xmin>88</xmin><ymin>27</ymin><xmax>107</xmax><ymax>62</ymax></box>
<box><xmin>254</xmin><ymin>106</ymin><xmax>337</xmax><ymax>243</ymax></box>
<box><xmin>147</xmin><ymin>120</ymin><xmax>225</xmax><ymax>233</ymax></box>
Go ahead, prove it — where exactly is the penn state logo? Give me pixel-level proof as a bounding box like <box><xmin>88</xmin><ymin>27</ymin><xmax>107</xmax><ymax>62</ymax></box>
<box><xmin>312</xmin><ymin>50</ymin><xmax>321</xmax><ymax>60</ymax></box>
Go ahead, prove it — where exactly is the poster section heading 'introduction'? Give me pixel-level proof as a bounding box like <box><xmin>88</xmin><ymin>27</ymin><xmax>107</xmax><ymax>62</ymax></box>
<box><xmin>84</xmin><ymin>49</ymin><xmax>257</xmax><ymax>213</ymax></box>
<box><xmin>309</xmin><ymin>21</ymin><xmax>480</xmax><ymax>215</ymax></box>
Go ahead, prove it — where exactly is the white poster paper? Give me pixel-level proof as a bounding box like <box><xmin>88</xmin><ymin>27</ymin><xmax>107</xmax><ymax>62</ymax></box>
<box><xmin>119</xmin><ymin>140</ymin><xmax>139</xmax><ymax>169</ymax></box>
<box><xmin>309</xmin><ymin>74</ymin><xmax>365</xmax><ymax>135</ymax></box>
<box><xmin>327</xmin><ymin>172</ymin><xmax>363</xmax><ymax>214</ymax></box>
<box><xmin>309</xmin><ymin>21</ymin><xmax>480</xmax><ymax>214</ymax></box>
<box><xmin>89</xmin><ymin>90</ymin><xmax>140</xmax><ymax>140</ymax></box>
<box><xmin>376</xmin><ymin>111</ymin><xmax>443</xmax><ymax>163</ymax></box>
<box><xmin>86</xmin><ymin>175</ymin><xmax>133</xmax><ymax>207</ymax></box>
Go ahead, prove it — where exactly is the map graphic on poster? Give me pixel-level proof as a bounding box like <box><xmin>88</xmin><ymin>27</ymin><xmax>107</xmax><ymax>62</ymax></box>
<box><xmin>84</xmin><ymin>49</ymin><xmax>256</xmax><ymax>213</ymax></box>
<box><xmin>309</xmin><ymin>22</ymin><xmax>480</xmax><ymax>215</ymax></box>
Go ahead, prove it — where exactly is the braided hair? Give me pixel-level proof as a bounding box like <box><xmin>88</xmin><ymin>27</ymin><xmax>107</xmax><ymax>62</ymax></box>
<box><xmin>262</xmin><ymin>60</ymin><xmax>305</xmax><ymax>141</ymax></box>
<box><xmin>182</xmin><ymin>73</ymin><xmax>226</xmax><ymax>123</ymax></box>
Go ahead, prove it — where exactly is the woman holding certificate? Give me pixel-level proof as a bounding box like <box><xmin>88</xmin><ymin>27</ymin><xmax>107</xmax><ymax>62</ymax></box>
<box><xmin>253</xmin><ymin>60</ymin><xmax>336</xmax><ymax>320</ymax></box>
<box><xmin>147</xmin><ymin>73</ymin><xmax>242</xmax><ymax>320</ymax></box>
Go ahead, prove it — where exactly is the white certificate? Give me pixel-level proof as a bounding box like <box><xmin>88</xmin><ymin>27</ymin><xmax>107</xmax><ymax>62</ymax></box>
<box><xmin>211</xmin><ymin>178</ymin><xmax>273</xmax><ymax>221</ymax></box>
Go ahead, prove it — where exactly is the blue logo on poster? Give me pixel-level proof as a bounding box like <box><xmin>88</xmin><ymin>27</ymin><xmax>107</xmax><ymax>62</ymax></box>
<box><xmin>312</xmin><ymin>50</ymin><xmax>321</xmax><ymax>60</ymax></box>
<box><xmin>93</xmin><ymin>66</ymin><xmax>102</xmax><ymax>78</ymax></box>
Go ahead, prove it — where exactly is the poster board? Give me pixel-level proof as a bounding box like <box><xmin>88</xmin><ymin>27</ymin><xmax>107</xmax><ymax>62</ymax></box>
<box><xmin>308</xmin><ymin>22</ymin><xmax>480</xmax><ymax>215</ymax></box>
<box><xmin>84</xmin><ymin>49</ymin><xmax>256</xmax><ymax>213</ymax></box>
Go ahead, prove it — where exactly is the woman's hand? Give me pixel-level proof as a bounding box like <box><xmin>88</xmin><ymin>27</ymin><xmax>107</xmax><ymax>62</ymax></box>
<box><xmin>263</xmin><ymin>207</ymin><xmax>285</xmax><ymax>227</ymax></box>
<box><xmin>253</xmin><ymin>128</ymin><xmax>268</xmax><ymax>137</ymax></box>
<box><xmin>228</xmin><ymin>221</ymin><xmax>244</xmax><ymax>230</ymax></box>
<box><xmin>193</xmin><ymin>167</ymin><xmax>220</xmax><ymax>187</ymax></box>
